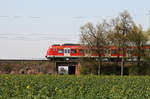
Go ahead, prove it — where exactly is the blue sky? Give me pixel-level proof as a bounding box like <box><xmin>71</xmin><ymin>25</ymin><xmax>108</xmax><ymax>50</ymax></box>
<box><xmin>0</xmin><ymin>0</ymin><xmax>150</xmax><ymax>59</ymax></box>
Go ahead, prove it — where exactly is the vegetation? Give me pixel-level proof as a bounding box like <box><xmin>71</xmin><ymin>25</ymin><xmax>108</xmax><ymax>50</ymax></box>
<box><xmin>80</xmin><ymin>21</ymin><xmax>110</xmax><ymax>75</ymax></box>
<box><xmin>108</xmin><ymin>10</ymin><xmax>134</xmax><ymax>76</ymax></box>
<box><xmin>1</xmin><ymin>75</ymin><xmax>150</xmax><ymax>98</ymax></box>
<box><xmin>0</xmin><ymin>61</ymin><xmax>56</xmax><ymax>74</ymax></box>
<box><xmin>80</xmin><ymin>60</ymin><xmax>129</xmax><ymax>75</ymax></box>
<box><xmin>128</xmin><ymin>25</ymin><xmax>148</xmax><ymax>66</ymax></box>
<box><xmin>80</xmin><ymin>10</ymin><xmax>150</xmax><ymax>76</ymax></box>
<box><xmin>128</xmin><ymin>62</ymin><xmax>150</xmax><ymax>76</ymax></box>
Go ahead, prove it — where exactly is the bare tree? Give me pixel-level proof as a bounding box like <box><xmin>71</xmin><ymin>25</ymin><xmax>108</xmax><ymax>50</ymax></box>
<box><xmin>128</xmin><ymin>25</ymin><xmax>148</xmax><ymax>66</ymax></box>
<box><xmin>80</xmin><ymin>21</ymin><xmax>109</xmax><ymax>75</ymax></box>
<box><xmin>108</xmin><ymin>10</ymin><xmax>134</xmax><ymax>76</ymax></box>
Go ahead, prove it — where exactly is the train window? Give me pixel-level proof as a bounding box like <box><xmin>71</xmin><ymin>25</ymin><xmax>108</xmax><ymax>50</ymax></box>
<box><xmin>85</xmin><ymin>49</ymin><xmax>90</xmax><ymax>55</ymax></box>
<box><xmin>133</xmin><ymin>48</ymin><xmax>137</xmax><ymax>54</ymax></box>
<box><xmin>108</xmin><ymin>49</ymin><xmax>111</xmax><ymax>54</ymax></box>
<box><xmin>146</xmin><ymin>48</ymin><xmax>150</xmax><ymax>56</ymax></box>
<box><xmin>71</xmin><ymin>49</ymin><xmax>76</xmax><ymax>54</ymax></box>
<box><xmin>79</xmin><ymin>49</ymin><xmax>83</xmax><ymax>53</ymax></box>
<box><xmin>105</xmin><ymin>48</ymin><xmax>108</xmax><ymax>54</ymax></box>
<box><xmin>112</xmin><ymin>49</ymin><xmax>117</xmax><ymax>54</ymax></box>
<box><xmin>146</xmin><ymin>48</ymin><xmax>150</xmax><ymax>53</ymax></box>
<box><xmin>127</xmin><ymin>49</ymin><xmax>132</xmax><ymax>54</ymax></box>
<box><xmin>53</xmin><ymin>48</ymin><xmax>56</xmax><ymax>52</ymax></box>
<box><xmin>58</xmin><ymin>49</ymin><xmax>63</xmax><ymax>54</ymax></box>
<box><xmin>99</xmin><ymin>50</ymin><xmax>104</xmax><ymax>54</ymax></box>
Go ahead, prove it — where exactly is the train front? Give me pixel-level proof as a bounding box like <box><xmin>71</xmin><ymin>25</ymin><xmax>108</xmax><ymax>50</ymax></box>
<box><xmin>46</xmin><ymin>44</ymin><xmax>84</xmax><ymax>60</ymax></box>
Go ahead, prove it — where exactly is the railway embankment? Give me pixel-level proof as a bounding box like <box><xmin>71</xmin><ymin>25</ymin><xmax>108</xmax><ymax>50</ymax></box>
<box><xmin>0</xmin><ymin>59</ymin><xmax>150</xmax><ymax>75</ymax></box>
<box><xmin>0</xmin><ymin>59</ymin><xmax>56</xmax><ymax>74</ymax></box>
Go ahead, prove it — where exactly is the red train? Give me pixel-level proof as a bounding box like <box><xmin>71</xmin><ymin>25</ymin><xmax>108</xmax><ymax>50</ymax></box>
<box><xmin>46</xmin><ymin>43</ymin><xmax>150</xmax><ymax>61</ymax></box>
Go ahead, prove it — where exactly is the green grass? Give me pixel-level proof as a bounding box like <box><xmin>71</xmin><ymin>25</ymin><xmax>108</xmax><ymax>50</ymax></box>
<box><xmin>0</xmin><ymin>75</ymin><xmax>150</xmax><ymax>99</ymax></box>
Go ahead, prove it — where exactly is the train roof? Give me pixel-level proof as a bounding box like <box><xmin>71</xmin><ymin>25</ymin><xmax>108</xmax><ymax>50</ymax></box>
<box><xmin>62</xmin><ymin>43</ymin><xmax>80</xmax><ymax>46</ymax></box>
<box><xmin>52</xmin><ymin>43</ymin><xmax>80</xmax><ymax>46</ymax></box>
<box><xmin>52</xmin><ymin>44</ymin><xmax>60</xmax><ymax>46</ymax></box>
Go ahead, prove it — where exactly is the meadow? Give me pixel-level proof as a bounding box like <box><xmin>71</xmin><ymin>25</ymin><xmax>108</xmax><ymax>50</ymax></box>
<box><xmin>0</xmin><ymin>75</ymin><xmax>150</xmax><ymax>99</ymax></box>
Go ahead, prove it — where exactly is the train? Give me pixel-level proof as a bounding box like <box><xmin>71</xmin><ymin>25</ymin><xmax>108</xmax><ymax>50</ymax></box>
<box><xmin>46</xmin><ymin>43</ymin><xmax>150</xmax><ymax>61</ymax></box>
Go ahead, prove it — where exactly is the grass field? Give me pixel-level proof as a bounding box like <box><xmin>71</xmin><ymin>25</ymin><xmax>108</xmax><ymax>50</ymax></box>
<box><xmin>0</xmin><ymin>75</ymin><xmax>150</xmax><ymax>99</ymax></box>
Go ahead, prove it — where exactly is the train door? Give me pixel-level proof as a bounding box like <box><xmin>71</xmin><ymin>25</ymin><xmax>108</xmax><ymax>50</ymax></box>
<box><xmin>127</xmin><ymin>48</ymin><xmax>132</xmax><ymax>57</ymax></box>
<box><xmin>105</xmin><ymin>48</ymin><xmax>111</xmax><ymax>57</ymax></box>
<box><xmin>64</xmin><ymin>48</ymin><xmax>70</xmax><ymax>56</ymax></box>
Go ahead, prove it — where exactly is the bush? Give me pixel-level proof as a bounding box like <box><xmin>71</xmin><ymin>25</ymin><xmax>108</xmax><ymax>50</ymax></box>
<box><xmin>129</xmin><ymin>62</ymin><xmax>150</xmax><ymax>76</ymax></box>
<box><xmin>80</xmin><ymin>59</ymin><xmax>129</xmax><ymax>75</ymax></box>
<box><xmin>80</xmin><ymin>59</ymin><xmax>98</xmax><ymax>75</ymax></box>
<box><xmin>3</xmin><ymin>64</ymin><xmax>14</xmax><ymax>74</ymax></box>
<box><xmin>128</xmin><ymin>64</ymin><xmax>139</xmax><ymax>75</ymax></box>
<box><xmin>140</xmin><ymin>62</ymin><xmax>150</xmax><ymax>75</ymax></box>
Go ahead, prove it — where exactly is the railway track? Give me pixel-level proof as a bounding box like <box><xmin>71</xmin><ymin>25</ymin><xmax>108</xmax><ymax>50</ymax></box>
<box><xmin>0</xmin><ymin>58</ymin><xmax>146</xmax><ymax>63</ymax></box>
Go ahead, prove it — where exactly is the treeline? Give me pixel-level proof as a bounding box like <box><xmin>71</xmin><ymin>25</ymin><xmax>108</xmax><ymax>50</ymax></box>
<box><xmin>79</xmin><ymin>10</ymin><xmax>150</xmax><ymax>76</ymax></box>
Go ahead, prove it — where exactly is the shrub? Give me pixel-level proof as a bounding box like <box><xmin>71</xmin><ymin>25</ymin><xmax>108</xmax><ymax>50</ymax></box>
<box><xmin>3</xmin><ymin>64</ymin><xmax>14</xmax><ymax>74</ymax></box>
<box><xmin>129</xmin><ymin>62</ymin><xmax>150</xmax><ymax>76</ymax></box>
<box><xmin>128</xmin><ymin>64</ymin><xmax>139</xmax><ymax>75</ymax></box>
<box><xmin>80</xmin><ymin>59</ymin><xmax>98</xmax><ymax>75</ymax></box>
